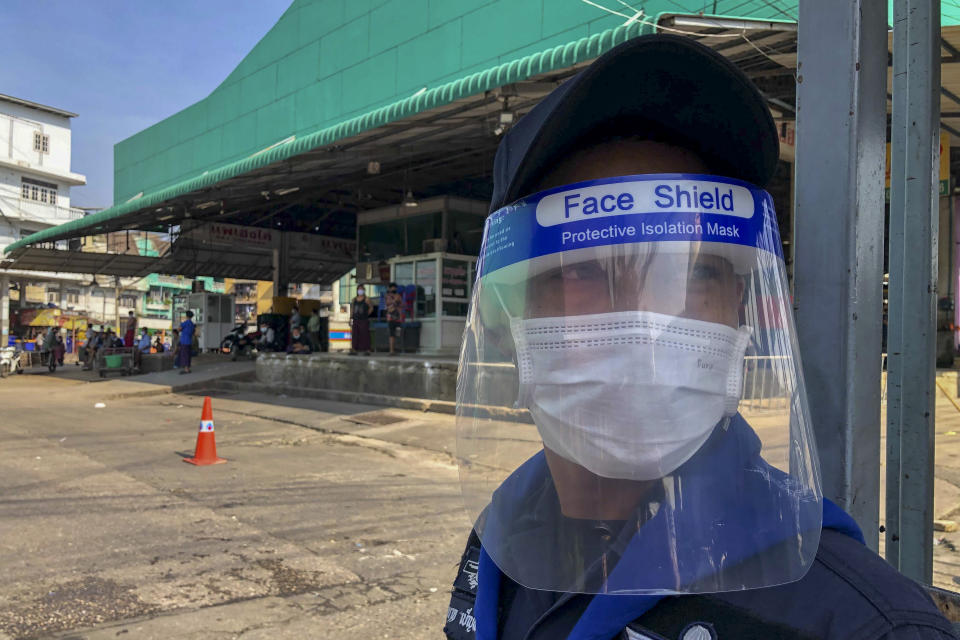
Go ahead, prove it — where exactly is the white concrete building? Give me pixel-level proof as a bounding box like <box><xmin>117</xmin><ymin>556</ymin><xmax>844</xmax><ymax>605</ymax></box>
<box><xmin>0</xmin><ymin>93</ymin><xmax>86</xmax><ymax>242</ymax></box>
<box><xmin>0</xmin><ymin>94</ymin><xmax>88</xmax><ymax>344</ymax></box>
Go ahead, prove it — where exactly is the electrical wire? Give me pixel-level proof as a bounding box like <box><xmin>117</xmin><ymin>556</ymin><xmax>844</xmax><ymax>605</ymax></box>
<box><xmin>578</xmin><ymin>0</ymin><xmax>747</xmax><ymax>38</ymax></box>
<box><xmin>758</xmin><ymin>0</ymin><xmax>796</xmax><ymax>21</ymax></box>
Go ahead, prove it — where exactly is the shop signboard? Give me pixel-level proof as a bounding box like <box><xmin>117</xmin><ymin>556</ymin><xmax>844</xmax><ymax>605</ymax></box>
<box><xmin>184</xmin><ymin>223</ymin><xmax>355</xmax><ymax>262</ymax></box>
<box><xmin>185</xmin><ymin>222</ymin><xmax>279</xmax><ymax>250</ymax></box>
<box><xmin>442</xmin><ymin>259</ymin><xmax>470</xmax><ymax>298</ymax></box>
<box><xmin>288</xmin><ymin>232</ymin><xmax>356</xmax><ymax>262</ymax></box>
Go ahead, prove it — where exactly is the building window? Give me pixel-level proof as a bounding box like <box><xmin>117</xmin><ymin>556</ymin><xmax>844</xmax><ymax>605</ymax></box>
<box><xmin>33</xmin><ymin>132</ymin><xmax>49</xmax><ymax>154</ymax></box>
<box><xmin>20</xmin><ymin>178</ymin><xmax>58</xmax><ymax>206</ymax></box>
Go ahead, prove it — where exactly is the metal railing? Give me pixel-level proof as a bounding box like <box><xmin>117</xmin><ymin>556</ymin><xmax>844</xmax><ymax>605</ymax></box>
<box><xmin>739</xmin><ymin>355</ymin><xmax>792</xmax><ymax>411</ymax></box>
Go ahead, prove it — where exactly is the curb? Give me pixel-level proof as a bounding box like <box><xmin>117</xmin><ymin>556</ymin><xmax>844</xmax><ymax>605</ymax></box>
<box><xmin>92</xmin><ymin>371</ymin><xmax>256</xmax><ymax>402</ymax></box>
<box><xmin>206</xmin><ymin>379</ymin><xmax>458</xmax><ymax>414</ymax></box>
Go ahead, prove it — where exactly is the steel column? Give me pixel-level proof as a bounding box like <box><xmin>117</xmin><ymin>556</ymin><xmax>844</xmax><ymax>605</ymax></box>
<box><xmin>794</xmin><ymin>0</ymin><xmax>888</xmax><ymax>551</ymax></box>
<box><xmin>886</xmin><ymin>0</ymin><xmax>941</xmax><ymax>583</ymax></box>
<box><xmin>0</xmin><ymin>275</ymin><xmax>8</xmax><ymax>346</ymax></box>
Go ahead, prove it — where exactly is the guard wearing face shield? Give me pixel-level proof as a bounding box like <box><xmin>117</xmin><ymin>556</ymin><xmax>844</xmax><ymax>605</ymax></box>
<box><xmin>444</xmin><ymin>35</ymin><xmax>957</xmax><ymax>640</ymax></box>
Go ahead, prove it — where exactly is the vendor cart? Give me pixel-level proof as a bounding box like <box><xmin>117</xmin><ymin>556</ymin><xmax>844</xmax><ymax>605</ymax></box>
<box><xmin>96</xmin><ymin>347</ymin><xmax>136</xmax><ymax>377</ymax></box>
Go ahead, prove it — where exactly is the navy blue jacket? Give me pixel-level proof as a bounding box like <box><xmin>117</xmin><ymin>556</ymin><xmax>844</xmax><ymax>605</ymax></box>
<box><xmin>445</xmin><ymin>527</ymin><xmax>957</xmax><ymax>640</ymax></box>
<box><xmin>444</xmin><ymin>417</ymin><xmax>957</xmax><ymax>640</ymax></box>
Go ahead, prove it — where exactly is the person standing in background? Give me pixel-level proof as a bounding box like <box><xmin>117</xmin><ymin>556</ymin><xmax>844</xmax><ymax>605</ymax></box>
<box><xmin>307</xmin><ymin>308</ymin><xmax>321</xmax><ymax>353</ymax></box>
<box><xmin>349</xmin><ymin>287</ymin><xmax>373</xmax><ymax>356</ymax></box>
<box><xmin>385</xmin><ymin>283</ymin><xmax>405</xmax><ymax>356</ymax></box>
<box><xmin>123</xmin><ymin>311</ymin><xmax>137</xmax><ymax>348</ymax></box>
<box><xmin>178</xmin><ymin>311</ymin><xmax>195</xmax><ymax>374</ymax></box>
<box><xmin>289</xmin><ymin>305</ymin><xmax>302</xmax><ymax>332</ymax></box>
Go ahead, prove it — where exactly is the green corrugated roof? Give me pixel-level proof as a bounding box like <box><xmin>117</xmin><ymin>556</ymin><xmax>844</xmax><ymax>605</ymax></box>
<box><xmin>112</xmin><ymin>0</ymin><xmax>802</xmax><ymax>204</ymax></box>
<box><xmin>8</xmin><ymin>20</ymin><xmax>658</xmax><ymax>254</ymax></box>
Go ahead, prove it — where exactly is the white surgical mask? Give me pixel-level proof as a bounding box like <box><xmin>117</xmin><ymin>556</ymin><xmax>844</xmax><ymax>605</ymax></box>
<box><xmin>511</xmin><ymin>310</ymin><xmax>752</xmax><ymax>481</ymax></box>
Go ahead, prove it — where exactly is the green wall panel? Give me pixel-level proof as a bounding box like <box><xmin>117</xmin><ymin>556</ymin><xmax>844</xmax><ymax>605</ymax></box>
<box><xmin>369</xmin><ymin>0</ymin><xmax>429</xmax><ymax>55</ymax></box>
<box><xmin>193</xmin><ymin>128</ymin><xmax>223</xmax><ymax>168</ymax></box>
<box><xmin>299</xmin><ymin>0</ymin><xmax>344</xmax><ymax>45</ymax></box>
<box><xmin>113</xmin><ymin>0</ymin><xmax>808</xmax><ymax>203</ymax></box>
<box><xmin>427</xmin><ymin>0</ymin><xmax>494</xmax><ymax>29</ymax></box>
<box><xmin>240</xmin><ymin>65</ymin><xmax>278</xmax><ymax>113</ymax></box>
<box><xmin>396</xmin><ymin>19</ymin><xmax>461</xmax><ymax>92</ymax></box>
<box><xmin>461</xmin><ymin>0</ymin><xmax>542</xmax><ymax>69</ymax></box>
<box><xmin>343</xmin><ymin>0</ymin><xmax>373</xmax><ymax>22</ymax></box>
<box><xmin>256</xmin><ymin>95</ymin><xmax>297</xmax><ymax>147</ymax></box>
<box><xmin>294</xmin><ymin>73</ymin><xmax>342</xmax><ymax>132</ymax></box>
<box><xmin>277</xmin><ymin>41</ymin><xmax>322</xmax><ymax>96</ymax></box>
<box><xmin>204</xmin><ymin>81</ymin><xmax>242</xmax><ymax>130</ymax></box>
<box><xmin>175</xmin><ymin>101</ymin><xmax>209</xmax><ymax>142</ymax></box>
<box><xmin>498</xmin><ymin>23</ymin><xmax>589</xmax><ymax>63</ymax></box>
<box><xmin>318</xmin><ymin>15</ymin><xmax>370</xmax><ymax>79</ymax></box>
<box><xmin>340</xmin><ymin>48</ymin><xmax>398</xmax><ymax>114</ymax></box>
<box><xmin>221</xmin><ymin>112</ymin><xmax>258</xmax><ymax>159</ymax></box>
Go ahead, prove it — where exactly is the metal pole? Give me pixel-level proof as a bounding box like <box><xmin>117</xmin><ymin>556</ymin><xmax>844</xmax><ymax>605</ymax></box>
<box><xmin>114</xmin><ymin>277</ymin><xmax>121</xmax><ymax>334</ymax></box>
<box><xmin>794</xmin><ymin>0</ymin><xmax>888</xmax><ymax>551</ymax></box>
<box><xmin>0</xmin><ymin>275</ymin><xmax>8</xmax><ymax>347</ymax></box>
<box><xmin>886</xmin><ymin>0</ymin><xmax>940</xmax><ymax>584</ymax></box>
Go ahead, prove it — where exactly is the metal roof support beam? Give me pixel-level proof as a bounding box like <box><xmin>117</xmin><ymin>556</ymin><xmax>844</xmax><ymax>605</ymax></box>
<box><xmin>886</xmin><ymin>0</ymin><xmax>941</xmax><ymax>584</ymax></box>
<box><xmin>794</xmin><ymin>0</ymin><xmax>888</xmax><ymax>551</ymax></box>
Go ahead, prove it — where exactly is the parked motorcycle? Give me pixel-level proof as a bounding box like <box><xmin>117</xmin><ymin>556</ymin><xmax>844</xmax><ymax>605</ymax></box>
<box><xmin>220</xmin><ymin>323</ymin><xmax>262</xmax><ymax>360</ymax></box>
<box><xmin>232</xmin><ymin>327</ymin><xmax>264</xmax><ymax>361</ymax></box>
<box><xmin>0</xmin><ymin>345</ymin><xmax>25</xmax><ymax>378</ymax></box>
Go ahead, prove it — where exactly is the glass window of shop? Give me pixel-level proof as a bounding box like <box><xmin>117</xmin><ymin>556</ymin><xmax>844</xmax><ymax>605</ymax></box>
<box><xmin>406</xmin><ymin>212</ymin><xmax>442</xmax><ymax>255</ymax></box>
<box><xmin>447</xmin><ymin>210</ymin><xmax>485</xmax><ymax>255</ymax></box>
<box><xmin>415</xmin><ymin>259</ymin><xmax>437</xmax><ymax>317</ymax></box>
<box><xmin>359</xmin><ymin>219</ymin><xmax>405</xmax><ymax>261</ymax></box>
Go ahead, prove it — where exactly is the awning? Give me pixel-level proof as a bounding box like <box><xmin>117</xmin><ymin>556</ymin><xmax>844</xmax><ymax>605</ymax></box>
<box><xmin>1</xmin><ymin>227</ymin><xmax>356</xmax><ymax>284</ymax></box>
<box><xmin>1</xmin><ymin>248</ymin><xmax>158</xmax><ymax>278</ymax></box>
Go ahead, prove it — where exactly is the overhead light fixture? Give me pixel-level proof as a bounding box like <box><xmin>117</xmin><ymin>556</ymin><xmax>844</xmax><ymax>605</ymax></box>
<box><xmin>494</xmin><ymin>110</ymin><xmax>516</xmax><ymax>136</ymax></box>
<box><xmin>196</xmin><ymin>200</ymin><xmax>219</xmax><ymax>210</ymax></box>
<box><xmin>367</xmin><ymin>161</ymin><xmax>381</xmax><ymax>175</ymax></box>
<box><xmin>274</xmin><ymin>187</ymin><xmax>300</xmax><ymax>196</ymax></box>
<box><xmin>402</xmin><ymin>190</ymin><xmax>419</xmax><ymax>208</ymax></box>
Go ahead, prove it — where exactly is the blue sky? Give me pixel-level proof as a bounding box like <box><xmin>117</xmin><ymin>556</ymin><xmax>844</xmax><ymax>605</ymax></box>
<box><xmin>0</xmin><ymin>0</ymin><xmax>292</xmax><ymax>209</ymax></box>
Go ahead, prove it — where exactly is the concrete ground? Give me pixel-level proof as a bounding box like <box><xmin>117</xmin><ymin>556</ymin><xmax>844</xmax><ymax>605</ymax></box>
<box><xmin>6</xmin><ymin>361</ymin><xmax>960</xmax><ymax>637</ymax></box>
<box><xmin>0</xmin><ymin>372</ymin><xmax>467</xmax><ymax>639</ymax></box>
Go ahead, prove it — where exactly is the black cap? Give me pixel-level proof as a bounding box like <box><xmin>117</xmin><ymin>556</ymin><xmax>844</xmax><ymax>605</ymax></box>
<box><xmin>489</xmin><ymin>34</ymin><xmax>779</xmax><ymax>212</ymax></box>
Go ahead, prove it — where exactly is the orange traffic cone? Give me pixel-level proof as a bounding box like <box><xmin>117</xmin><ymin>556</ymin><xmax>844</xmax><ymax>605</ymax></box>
<box><xmin>184</xmin><ymin>397</ymin><xmax>226</xmax><ymax>465</ymax></box>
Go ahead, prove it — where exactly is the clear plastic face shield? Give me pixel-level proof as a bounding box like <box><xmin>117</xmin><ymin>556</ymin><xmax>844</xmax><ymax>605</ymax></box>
<box><xmin>457</xmin><ymin>174</ymin><xmax>822</xmax><ymax>595</ymax></box>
